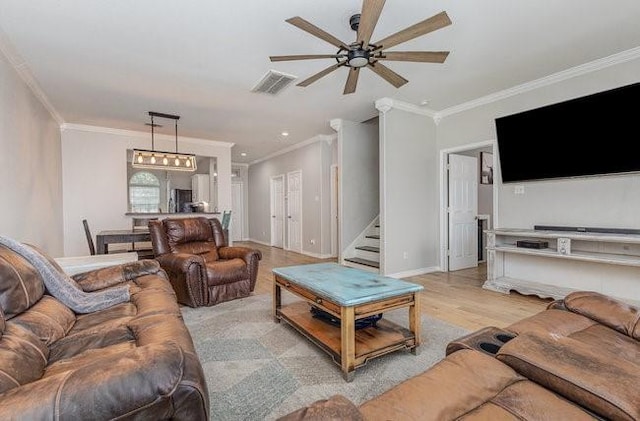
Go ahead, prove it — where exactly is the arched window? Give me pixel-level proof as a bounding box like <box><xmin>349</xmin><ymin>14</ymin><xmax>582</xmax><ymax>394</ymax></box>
<box><xmin>129</xmin><ymin>172</ymin><xmax>160</xmax><ymax>213</ymax></box>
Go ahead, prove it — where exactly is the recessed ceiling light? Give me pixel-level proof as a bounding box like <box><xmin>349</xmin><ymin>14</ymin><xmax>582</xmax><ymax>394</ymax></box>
<box><xmin>241</xmin><ymin>152</ymin><xmax>247</xmax><ymax>157</ymax></box>
<box><xmin>420</xmin><ymin>99</ymin><xmax>430</xmax><ymax>106</ymax></box>
<box><xmin>281</xmin><ymin>131</ymin><xmax>289</xmax><ymax>136</ymax></box>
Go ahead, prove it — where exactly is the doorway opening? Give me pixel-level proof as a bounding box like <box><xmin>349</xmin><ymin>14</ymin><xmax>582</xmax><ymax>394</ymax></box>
<box><xmin>440</xmin><ymin>140</ymin><xmax>497</xmax><ymax>272</ymax></box>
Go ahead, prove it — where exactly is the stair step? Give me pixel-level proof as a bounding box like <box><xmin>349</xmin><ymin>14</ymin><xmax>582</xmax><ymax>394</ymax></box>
<box><xmin>365</xmin><ymin>234</ymin><xmax>380</xmax><ymax>239</ymax></box>
<box><xmin>344</xmin><ymin>257</ymin><xmax>380</xmax><ymax>268</ymax></box>
<box><xmin>355</xmin><ymin>245</ymin><xmax>380</xmax><ymax>253</ymax></box>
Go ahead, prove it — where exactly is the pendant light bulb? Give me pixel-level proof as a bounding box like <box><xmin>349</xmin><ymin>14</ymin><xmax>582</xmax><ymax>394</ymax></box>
<box><xmin>163</xmin><ymin>156</ymin><xmax>169</xmax><ymax>165</ymax></box>
<box><xmin>175</xmin><ymin>158</ymin><xmax>181</xmax><ymax>166</ymax></box>
<box><xmin>150</xmin><ymin>154</ymin><xmax>156</xmax><ymax>164</ymax></box>
<box><xmin>137</xmin><ymin>154</ymin><xmax>143</xmax><ymax>164</ymax></box>
<box><xmin>186</xmin><ymin>159</ymin><xmax>192</xmax><ymax>168</ymax></box>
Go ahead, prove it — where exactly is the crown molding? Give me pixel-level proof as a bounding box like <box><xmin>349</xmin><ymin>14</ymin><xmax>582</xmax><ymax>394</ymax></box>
<box><xmin>60</xmin><ymin>123</ymin><xmax>234</xmax><ymax>148</ymax></box>
<box><xmin>232</xmin><ymin>162</ymin><xmax>249</xmax><ymax>168</ymax></box>
<box><xmin>375</xmin><ymin>98</ymin><xmax>437</xmax><ymax>118</ymax></box>
<box><xmin>437</xmin><ymin>46</ymin><xmax>640</xmax><ymax>120</ymax></box>
<box><xmin>249</xmin><ymin>133</ymin><xmax>336</xmax><ymax>166</ymax></box>
<box><xmin>0</xmin><ymin>27</ymin><xmax>64</xmax><ymax>125</ymax></box>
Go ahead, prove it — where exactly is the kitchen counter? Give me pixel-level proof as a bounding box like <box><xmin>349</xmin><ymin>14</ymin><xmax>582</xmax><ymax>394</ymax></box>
<box><xmin>125</xmin><ymin>212</ymin><xmax>220</xmax><ymax>216</ymax></box>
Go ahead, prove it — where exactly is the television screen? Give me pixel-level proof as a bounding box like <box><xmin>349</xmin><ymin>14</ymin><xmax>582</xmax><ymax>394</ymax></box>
<box><xmin>495</xmin><ymin>81</ymin><xmax>640</xmax><ymax>183</ymax></box>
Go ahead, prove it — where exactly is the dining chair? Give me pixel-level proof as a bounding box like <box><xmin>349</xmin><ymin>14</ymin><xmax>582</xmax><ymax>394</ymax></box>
<box><xmin>82</xmin><ymin>219</ymin><xmax>130</xmax><ymax>256</ymax></box>
<box><xmin>130</xmin><ymin>217</ymin><xmax>157</xmax><ymax>257</ymax></box>
<box><xmin>221</xmin><ymin>211</ymin><xmax>231</xmax><ymax>230</ymax></box>
<box><xmin>221</xmin><ymin>211</ymin><xmax>232</xmax><ymax>243</ymax></box>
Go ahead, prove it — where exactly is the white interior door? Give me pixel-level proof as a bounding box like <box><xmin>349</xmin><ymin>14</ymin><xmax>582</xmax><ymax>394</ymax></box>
<box><xmin>270</xmin><ymin>175</ymin><xmax>284</xmax><ymax>248</ymax></box>
<box><xmin>448</xmin><ymin>154</ymin><xmax>479</xmax><ymax>271</ymax></box>
<box><xmin>231</xmin><ymin>182</ymin><xmax>244</xmax><ymax>241</ymax></box>
<box><xmin>287</xmin><ymin>170</ymin><xmax>302</xmax><ymax>253</ymax></box>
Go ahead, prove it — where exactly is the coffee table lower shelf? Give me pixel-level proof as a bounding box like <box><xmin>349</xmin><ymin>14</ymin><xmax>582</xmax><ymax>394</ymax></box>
<box><xmin>277</xmin><ymin>301</ymin><xmax>416</xmax><ymax>378</ymax></box>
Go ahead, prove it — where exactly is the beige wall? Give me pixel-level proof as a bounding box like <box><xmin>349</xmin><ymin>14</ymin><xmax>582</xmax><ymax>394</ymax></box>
<box><xmin>0</xmin><ymin>50</ymin><xmax>63</xmax><ymax>255</ymax></box>
<box><xmin>61</xmin><ymin>126</ymin><xmax>233</xmax><ymax>256</ymax></box>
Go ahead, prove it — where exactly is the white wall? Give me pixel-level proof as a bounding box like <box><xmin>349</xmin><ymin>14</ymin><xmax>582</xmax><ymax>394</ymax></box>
<box><xmin>0</xmin><ymin>50</ymin><xmax>63</xmax><ymax>255</ymax></box>
<box><xmin>232</xmin><ymin>164</ymin><xmax>249</xmax><ymax>240</ymax></box>
<box><xmin>248</xmin><ymin>136</ymin><xmax>333</xmax><ymax>257</ymax></box>
<box><xmin>437</xmin><ymin>56</ymin><xmax>640</xmax><ymax>231</ymax></box>
<box><xmin>338</xmin><ymin>119</ymin><xmax>380</xmax><ymax>252</ymax></box>
<box><xmin>61</xmin><ymin>126</ymin><xmax>233</xmax><ymax>256</ymax></box>
<box><xmin>379</xmin><ymin>108</ymin><xmax>438</xmax><ymax>276</ymax></box>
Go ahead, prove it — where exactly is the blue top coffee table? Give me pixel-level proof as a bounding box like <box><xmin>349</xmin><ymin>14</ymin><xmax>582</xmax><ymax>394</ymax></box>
<box><xmin>273</xmin><ymin>262</ymin><xmax>424</xmax><ymax>381</ymax></box>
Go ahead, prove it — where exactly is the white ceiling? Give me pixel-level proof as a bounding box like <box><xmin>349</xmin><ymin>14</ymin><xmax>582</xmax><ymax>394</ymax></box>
<box><xmin>1</xmin><ymin>1</ymin><xmax>640</xmax><ymax>164</ymax></box>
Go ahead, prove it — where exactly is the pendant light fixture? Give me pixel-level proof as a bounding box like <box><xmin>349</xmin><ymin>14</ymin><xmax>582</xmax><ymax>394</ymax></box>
<box><xmin>132</xmin><ymin>111</ymin><xmax>197</xmax><ymax>172</ymax></box>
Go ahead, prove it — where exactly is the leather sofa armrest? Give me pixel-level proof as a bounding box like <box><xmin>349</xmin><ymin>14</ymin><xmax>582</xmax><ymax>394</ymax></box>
<box><xmin>276</xmin><ymin>394</ymin><xmax>363</xmax><ymax>421</ymax></box>
<box><xmin>562</xmin><ymin>291</ymin><xmax>640</xmax><ymax>339</ymax></box>
<box><xmin>496</xmin><ymin>331</ymin><xmax>640</xmax><ymax>421</ymax></box>
<box><xmin>0</xmin><ymin>343</ymin><xmax>208</xmax><ymax>420</ymax></box>
<box><xmin>218</xmin><ymin>246</ymin><xmax>262</xmax><ymax>262</ymax></box>
<box><xmin>73</xmin><ymin>260</ymin><xmax>164</xmax><ymax>292</ymax></box>
<box><xmin>155</xmin><ymin>253</ymin><xmax>207</xmax><ymax>307</ymax></box>
<box><xmin>156</xmin><ymin>253</ymin><xmax>206</xmax><ymax>272</ymax></box>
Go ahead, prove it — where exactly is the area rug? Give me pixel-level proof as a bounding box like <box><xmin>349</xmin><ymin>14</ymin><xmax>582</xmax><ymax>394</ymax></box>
<box><xmin>181</xmin><ymin>293</ymin><xmax>469</xmax><ymax>421</ymax></box>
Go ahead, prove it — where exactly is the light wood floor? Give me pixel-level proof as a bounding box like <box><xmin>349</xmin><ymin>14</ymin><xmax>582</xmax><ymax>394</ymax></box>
<box><xmin>241</xmin><ymin>241</ymin><xmax>551</xmax><ymax>331</ymax></box>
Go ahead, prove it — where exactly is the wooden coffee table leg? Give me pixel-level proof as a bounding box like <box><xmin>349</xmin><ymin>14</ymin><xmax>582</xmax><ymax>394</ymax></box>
<box><xmin>273</xmin><ymin>279</ymin><xmax>281</xmax><ymax>323</ymax></box>
<box><xmin>341</xmin><ymin>305</ymin><xmax>355</xmax><ymax>382</ymax></box>
<box><xmin>409</xmin><ymin>292</ymin><xmax>421</xmax><ymax>355</ymax></box>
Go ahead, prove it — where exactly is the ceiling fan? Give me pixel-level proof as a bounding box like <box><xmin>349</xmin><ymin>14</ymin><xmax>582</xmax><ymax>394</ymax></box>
<box><xmin>270</xmin><ymin>0</ymin><xmax>452</xmax><ymax>95</ymax></box>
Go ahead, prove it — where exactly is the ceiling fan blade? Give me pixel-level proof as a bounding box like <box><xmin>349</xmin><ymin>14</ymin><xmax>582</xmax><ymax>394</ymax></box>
<box><xmin>357</xmin><ymin>0</ymin><xmax>386</xmax><ymax>46</ymax></box>
<box><xmin>285</xmin><ymin>17</ymin><xmax>348</xmax><ymax>49</ymax></box>
<box><xmin>343</xmin><ymin>68</ymin><xmax>360</xmax><ymax>94</ymax></box>
<box><xmin>368</xmin><ymin>62</ymin><xmax>408</xmax><ymax>88</ymax></box>
<box><xmin>297</xmin><ymin>63</ymin><xmax>345</xmax><ymax>87</ymax></box>
<box><xmin>270</xmin><ymin>54</ymin><xmax>345</xmax><ymax>62</ymax></box>
<box><xmin>372</xmin><ymin>11</ymin><xmax>452</xmax><ymax>50</ymax></box>
<box><xmin>378</xmin><ymin>51</ymin><xmax>449</xmax><ymax>63</ymax></box>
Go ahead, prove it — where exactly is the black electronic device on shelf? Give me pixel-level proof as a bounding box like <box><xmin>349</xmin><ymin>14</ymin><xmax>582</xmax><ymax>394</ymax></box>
<box><xmin>309</xmin><ymin>306</ymin><xmax>382</xmax><ymax>330</ymax></box>
<box><xmin>516</xmin><ymin>240</ymin><xmax>549</xmax><ymax>249</ymax></box>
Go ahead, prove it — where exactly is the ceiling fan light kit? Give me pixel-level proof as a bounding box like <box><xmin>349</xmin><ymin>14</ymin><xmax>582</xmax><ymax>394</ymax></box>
<box><xmin>270</xmin><ymin>0</ymin><xmax>452</xmax><ymax>94</ymax></box>
<box><xmin>132</xmin><ymin>111</ymin><xmax>197</xmax><ymax>172</ymax></box>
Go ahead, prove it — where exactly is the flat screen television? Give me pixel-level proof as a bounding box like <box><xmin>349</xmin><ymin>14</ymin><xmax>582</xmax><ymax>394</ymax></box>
<box><xmin>495</xmin><ymin>81</ymin><xmax>640</xmax><ymax>183</ymax></box>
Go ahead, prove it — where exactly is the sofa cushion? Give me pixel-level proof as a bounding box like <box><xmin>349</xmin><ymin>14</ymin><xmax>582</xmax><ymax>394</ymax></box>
<box><xmin>0</xmin><ymin>323</ymin><xmax>49</xmax><ymax>394</ymax></box>
<box><xmin>205</xmin><ymin>258</ymin><xmax>249</xmax><ymax>285</ymax></box>
<box><xmin>277</xmin><ymin>394</ymin><xmax>364</xmax><ymax>421</ymax></box>
<box><xmin>497</xmin><ymin>331</ymin><xmax>640</xmax><ymax>421</ymax></box>
<box><xmin>358</xmin><ymin>349</ymin><xmax>595</xmax><ymax>420</ymax></box>
<box><xmin>0</xmin><ymin>342</ymin><xmax>187</xmax><ymax>420</ymax></box>
<box><xmin>0</xmin><ymin>246</ymin><xmax>45</xmax><ymax>319</ymax></box>
<box><xmin>563</xmin><ymin>291</ymin><xmax>640</xmax><ymax>340</ymax></box>
<box><xmin>507</xmin><ymin>308</ymin><xmax>597</xmax><ymax>337</ymax></box>
<box><xmin>9</xmin><ymin>295</ymin><xmax>75</xmax><ymax>346</ymax></box>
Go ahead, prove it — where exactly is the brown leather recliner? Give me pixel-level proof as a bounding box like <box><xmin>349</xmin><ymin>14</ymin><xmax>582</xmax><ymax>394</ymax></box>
<box><xmin>149</xmin><ymin>217</ymin><xmax>262</xmax><ymax>307</ymax></box>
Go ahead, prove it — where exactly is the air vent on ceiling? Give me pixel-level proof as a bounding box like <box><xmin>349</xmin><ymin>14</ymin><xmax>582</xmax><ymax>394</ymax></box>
<box><xmin>251</xmin><ymin>70</ymin><xmax>296</xmax><ymax>95</ymax></box>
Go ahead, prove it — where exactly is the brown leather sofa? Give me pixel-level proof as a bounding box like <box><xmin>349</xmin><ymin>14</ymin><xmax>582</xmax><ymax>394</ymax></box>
<box><xmin>149</xmin><ymin>217</ymin><xmax>262</xmax><ymax>307</ymax></box>
<box><xmin>0</xmin><ymin>244</ymin><xmax>209</xmax><ymax>420</ymax></box>
<box><xmin>278</xmin><ymin>290</ymin><xmax>640</xmax><ymax>420</ymax></box>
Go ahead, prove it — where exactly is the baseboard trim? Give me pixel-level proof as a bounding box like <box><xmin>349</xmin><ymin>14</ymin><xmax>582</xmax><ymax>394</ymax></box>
<box><xmin>386</xmin><ymin>266</ymin><xmax>440</xmax><ymax>279</ymax></box>
<box><xmin>300</xmin><ymin>250</ymin><xmax>334</xmax><ymax>259</ymax></box>
<box><xmin>247</xmin><ymin>238</ymin><xmax>271</xmax><ymax>247</ymax></box>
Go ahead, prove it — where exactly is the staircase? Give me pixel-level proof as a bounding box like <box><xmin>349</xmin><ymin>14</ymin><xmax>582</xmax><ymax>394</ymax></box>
<box><xmin>344</xmin><ymin>220</ymin><xmax>380</xmax><ymax>272</ymax></box>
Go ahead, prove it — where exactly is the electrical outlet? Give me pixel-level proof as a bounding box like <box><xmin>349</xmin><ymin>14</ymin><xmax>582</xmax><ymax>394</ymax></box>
<box><xmin>310</xmin><ymin>239</ymin><xmax>316</xmax><ymax>245</ymax></box>
<box><xmin>514</xmin><ymin>185</ymin><xmax>525</xmax><ymax>195</ymax></box>
<box><xmin>403</xmin><ymin>251</ymin><xmax>408</xmax><ymax>259</ymax></box>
